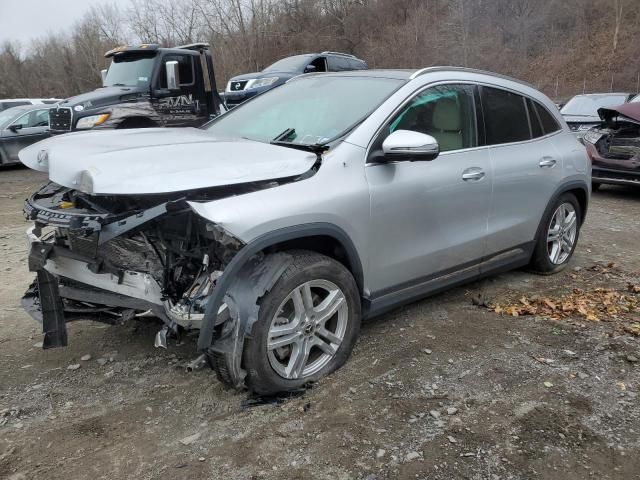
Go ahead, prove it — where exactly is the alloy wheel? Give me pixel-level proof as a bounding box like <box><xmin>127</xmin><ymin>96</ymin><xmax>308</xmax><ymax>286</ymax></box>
<box><xmin>266</xmin><ymin>279</ymin><xmax>348</xmax><ymax>380</ymax></box>
<box><xmin>547</xmin><ymin>202</ymin><xmax>578</xmax><ymax>265</ymax></box>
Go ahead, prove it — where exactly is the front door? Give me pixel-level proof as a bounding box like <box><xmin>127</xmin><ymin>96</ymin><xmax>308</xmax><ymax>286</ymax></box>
<box><xmin>2</xmin><ymin>109</ymin><xmax>50</xmax><ymax>162</ymax></box>
<box><xmin>365</xmin><ymin>84</ymin><xmax>492</xmax><ymax>296</ymax></box>
<box><xmin>153</xmin><ymin>53</ymin><xmax>208</xmax><ymax>127</ymax></box>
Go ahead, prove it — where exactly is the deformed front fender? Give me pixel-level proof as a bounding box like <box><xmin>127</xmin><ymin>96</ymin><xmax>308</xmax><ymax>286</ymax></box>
<box><xmin>197</xmin><ymin>222</ymin><xmax>365</xmax><ymax>388</ymax></box>
<box><xmin>205</xmin><ymin>252</ymin><xmax>295</xmax><ymax>388</ymax></box>
<box><xmin>197</xmin><ymin>222</ymin><xmax>364</xmax><ymax>352</ymax></box>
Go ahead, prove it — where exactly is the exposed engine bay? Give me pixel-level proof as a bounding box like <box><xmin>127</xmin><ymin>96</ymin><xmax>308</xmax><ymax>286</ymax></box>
<box><xmin>589</xmin><ymin>122</ymin><xmax>640</xmax><ymax>161</ymax></box>
<box><xmin>584</xmin><ymin>103</ymin><xmax>640</xmax><ymax>188</ymax></box>
<box><xmin>21</xmin><ymin>179</ymin><xmax>293</xmax><ymax>348</ymax></box>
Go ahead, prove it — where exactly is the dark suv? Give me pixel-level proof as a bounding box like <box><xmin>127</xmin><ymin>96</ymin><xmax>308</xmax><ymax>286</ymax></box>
<box><xmin>224</xmin><ymin>51</ymin><xmax>367</xmax><ymax>107</ymax></box>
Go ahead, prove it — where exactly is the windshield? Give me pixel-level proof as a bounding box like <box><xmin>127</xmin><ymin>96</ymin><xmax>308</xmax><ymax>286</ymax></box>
<box><xmin>561</xmin><ymin>95</ymin><xmax>628</xmax><ymax>116</ymax></box>
<box><xmin>206</xmin><ymin>76</ymin><xmax>403</xmax><ymax>145</ymax></box>
<box><xmin>263</xmin><ymin>55</ymin><xmax>313</xmax><ymax>73</ymax></box>
<box><xmin>104</xmin><ymin>53</ymin><xmax>156</xmax><ymax>87</ymax></box>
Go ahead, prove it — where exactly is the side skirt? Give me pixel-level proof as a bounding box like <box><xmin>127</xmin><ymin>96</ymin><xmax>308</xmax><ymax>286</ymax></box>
<box><xmin>363</xmin><ymin>243</ymin><xmax>533</xmax><ymax>319</ymax></box>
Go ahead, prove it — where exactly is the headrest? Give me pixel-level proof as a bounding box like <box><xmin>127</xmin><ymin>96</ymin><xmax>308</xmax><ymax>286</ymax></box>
<box><xmin>432</xmin><ymin>97</ymin><xmax>461</xmax><ymax>131</ymax></box>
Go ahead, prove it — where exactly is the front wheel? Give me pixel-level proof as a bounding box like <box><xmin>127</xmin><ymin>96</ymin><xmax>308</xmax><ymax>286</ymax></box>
<box><xmin>243</xmin><ymin>251</ymin><xmax>361</xmax><ymax>395</ymax></box>
<box><xmin>529</xmin><ymin>193</ymin><xmax>582</xmax><ymax>274</ymax></box>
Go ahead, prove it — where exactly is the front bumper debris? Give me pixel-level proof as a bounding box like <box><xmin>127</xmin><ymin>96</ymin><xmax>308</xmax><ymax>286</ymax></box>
<box><xmin>23</xmin><ymin>218</ymin><xmax>232</xmax><ymax>349</ymax></box>
<box><xmin>22</xmin><ymin>271</ymin><xmax>67</xmax><ymax>348</ymax></box>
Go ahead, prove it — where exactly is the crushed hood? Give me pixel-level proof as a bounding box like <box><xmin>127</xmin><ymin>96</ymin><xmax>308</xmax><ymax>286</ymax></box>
<box><xmin>19</xmin><ymin>128</ymin><xmax>317</xmax><ymax>195</ymax></box>
<box><xmin>598</xmin><ymin>103</ymin><xmax>640</xmax><ymax>125</ymax></box>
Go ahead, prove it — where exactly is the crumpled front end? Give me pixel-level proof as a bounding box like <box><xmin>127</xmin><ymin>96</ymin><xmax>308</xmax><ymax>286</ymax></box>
<box><xmin>22</xmin><ymin>181</ymin><xmax>244</xmax><ymax>349</ymax></box>
<box><xmin>584</xmin><ymin>118</ymin><xmax>640</xmax><ymax>186</ymax></box>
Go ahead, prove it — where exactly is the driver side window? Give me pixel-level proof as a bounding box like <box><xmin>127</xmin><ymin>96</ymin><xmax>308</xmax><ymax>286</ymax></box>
<box><xmin>11</xmin><ymin>112</ymin><xmax>31</xmax><ymax>129</ymax></box>
<box><xmin>307</xmin><ymin>57</ymin><xmax>327</xmax><ymax>73</ymax></box>
<box><xmin>387</xmin><ymin>84</ymin><xmax>477</xmax><ymax>152</ymax></box>
<box><xmin>30</xmin><ymin>109</ymin><xmax>50</xmax><ymax>127</ymax></box>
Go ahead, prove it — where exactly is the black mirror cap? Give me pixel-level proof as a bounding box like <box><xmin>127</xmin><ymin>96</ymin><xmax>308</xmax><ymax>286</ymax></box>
<box><xmin>9</xmin><ymin>124</ymin><xmax>23</xmax><ymax>133</ymax></box>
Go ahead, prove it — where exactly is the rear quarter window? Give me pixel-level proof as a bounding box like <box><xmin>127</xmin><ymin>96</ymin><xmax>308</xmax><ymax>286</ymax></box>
<box><xmin>534</xmin><ymin>102</ymin><xmax>561</xmax><ymax>135</ymax></box>
<box><xmin>481</xmin><ymin>87</ymin><xmax>531</xmax><ymax>145</ymax></box>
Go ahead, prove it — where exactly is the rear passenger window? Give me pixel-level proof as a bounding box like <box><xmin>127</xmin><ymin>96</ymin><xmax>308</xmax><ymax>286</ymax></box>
<box><xmin>534</xmin><ymin>102</ymin><xmax>561</xmax><ymax>135</ymax></box>
<box><xmin>481</xmin><ymin>87</ymin><xmax>530</xmax><ymax>145</ymax></box>
<box><xmin>327</xmin><ymin>56</ymin><xmax>351</xmax><ymax>71</ymax></box>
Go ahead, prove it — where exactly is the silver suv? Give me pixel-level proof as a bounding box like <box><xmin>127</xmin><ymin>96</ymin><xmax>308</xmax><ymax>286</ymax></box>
<box><xmin>20</xmin><ymin>68</ymin><xmax>590</xmax><ymax>394</ymax></box>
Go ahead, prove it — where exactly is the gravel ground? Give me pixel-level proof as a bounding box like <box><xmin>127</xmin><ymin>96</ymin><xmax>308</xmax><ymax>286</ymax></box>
<box><xmin>0</xmin><ymin>166</ymin><xmax>639</xmax><ymax>480</ymax></box>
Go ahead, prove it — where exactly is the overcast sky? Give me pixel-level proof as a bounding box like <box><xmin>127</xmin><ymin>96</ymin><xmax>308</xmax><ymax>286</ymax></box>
<box><xmin>0</xmin><ymin>0</ymin><xmax>131</xmax><ymax>47</ymax></box>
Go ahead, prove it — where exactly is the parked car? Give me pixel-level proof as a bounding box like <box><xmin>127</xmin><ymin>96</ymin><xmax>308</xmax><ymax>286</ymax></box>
<box><xmin>561</xmin><ymin>93</ymin><xmax>634</xmax><ymax>139</ymax></box>
<box><xmin>630</xmin><ymin>94</ymin><xmax>640</xmax><ymax>103</ymax></box>
<box><xmin>0</xmin><ymin>105</ymin><xmax>51</xmax><ymax>166</ymax></box>
<box><xmin>0</xmin><ymin>98</ymin><xmax>60</xmax><ymax>112</ymax></box>
<box><xmin>224</xmin><ymin>51</ymin><xmax>368</xmax><ymax>107</ymax></box>
<box><xmin>19</xmin><ymin>68</ymin><xmax>589</xmax><ymax>394</ymax></box>
<box><xmin>583</xmin><ymin>102</ymin><xmax>640</xmax><ymax>189</ymax></box>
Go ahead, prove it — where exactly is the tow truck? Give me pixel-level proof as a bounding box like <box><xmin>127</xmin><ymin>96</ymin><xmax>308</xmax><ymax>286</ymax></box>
<box><xmin>49</xmin><ymin>43</ymin><xmax>225</xmax><ymax>133</ymax></box>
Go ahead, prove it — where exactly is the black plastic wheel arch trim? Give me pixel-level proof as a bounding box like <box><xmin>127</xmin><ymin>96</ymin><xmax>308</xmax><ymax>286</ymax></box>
<box><xmin>532</xmin><ymin>179</ymin><xmax>589</xmax><ymax>247</ymax></box>
<box><xmin>197</xmin><ymin>222</ymin><xmax>364</xmax><ymax>351</ymax></box>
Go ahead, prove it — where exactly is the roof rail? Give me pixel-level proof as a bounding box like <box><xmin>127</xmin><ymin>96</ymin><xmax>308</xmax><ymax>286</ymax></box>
<box><xmin>174</xmin><ymin>42</ymin><xmax>210</xmax><ymax>51</ymax></box>
<box><xmin>409</xmin><ymin>66</ymin><xmax>536</xmax><ymax>89</ymax></box>
<box><xmin>320</xmin><ymin>51</ymin><xmax>358</xmax><ymax>59</ymax></box>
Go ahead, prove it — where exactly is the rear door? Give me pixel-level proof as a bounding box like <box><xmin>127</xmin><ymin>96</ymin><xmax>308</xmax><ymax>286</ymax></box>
<box><xmin>481</xmin><ymin>86</ymin><xmax>564</xmax><ymax>263</ymax></box>
<box><xmin>366</xmin><ymin>83</ymin><xmax>492</xmax><ymax>295</ymax></box>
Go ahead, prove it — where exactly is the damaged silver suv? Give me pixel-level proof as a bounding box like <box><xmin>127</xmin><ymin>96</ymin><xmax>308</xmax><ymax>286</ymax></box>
<box><xmin>20</xmin><ymin>68</ymin><xmax>590</xmax><ymax>394</ymax></box>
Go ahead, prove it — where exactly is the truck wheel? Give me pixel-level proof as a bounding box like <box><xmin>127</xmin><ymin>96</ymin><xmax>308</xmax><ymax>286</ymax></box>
<box><xmin>242</xmin><ymin>251</ymin><xmax>361</xmax><ymax>395</ymax></box>
<box><xmin>529</xmin><ymin>193</ymin><xmax>582</xmax><ymax>275</ymax></box>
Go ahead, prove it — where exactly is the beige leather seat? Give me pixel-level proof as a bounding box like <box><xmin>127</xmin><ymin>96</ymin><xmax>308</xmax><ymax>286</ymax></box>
<box><xmin>428</xmin><ymin>98</ymin><xmax>463</xmax><ymax>151</ymax></box>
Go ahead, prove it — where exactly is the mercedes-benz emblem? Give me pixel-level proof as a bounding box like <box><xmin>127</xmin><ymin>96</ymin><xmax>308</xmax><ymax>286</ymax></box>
<box><xmin>37</xmin><ymin>150</ymin><xmax>48</xmax><ymax>165</ymax></box>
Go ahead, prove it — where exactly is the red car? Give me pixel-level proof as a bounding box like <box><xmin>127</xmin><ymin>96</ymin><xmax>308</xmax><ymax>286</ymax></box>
<box><xmin>583</xmin><ymin>102</ymin><xmax>640</xmax><ymax>189</ymax></box>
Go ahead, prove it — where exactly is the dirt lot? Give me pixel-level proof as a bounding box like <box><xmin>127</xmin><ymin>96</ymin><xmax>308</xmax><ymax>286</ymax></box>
<box><xmin>0</xmin><ymin>166</ymin><xmax>639</xmax><ymax>480</ymax></box>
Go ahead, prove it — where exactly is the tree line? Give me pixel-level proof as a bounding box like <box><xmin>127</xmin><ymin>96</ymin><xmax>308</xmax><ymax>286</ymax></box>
<box><xmin>1</xmin><ymin>0</ymin><xmax>639</xmax><ymax>101</ymax></box>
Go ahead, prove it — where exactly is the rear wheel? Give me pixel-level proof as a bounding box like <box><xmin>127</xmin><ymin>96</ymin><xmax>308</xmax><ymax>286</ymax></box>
<box><xmin>243</xmin><ymin>251</ymin><xmax>361</xmax><ymax>395</ymax></box>
<box><xmin>530</xmin><ymin>193</ymin><xmax>581</xmax><ymax>274</ymax></box>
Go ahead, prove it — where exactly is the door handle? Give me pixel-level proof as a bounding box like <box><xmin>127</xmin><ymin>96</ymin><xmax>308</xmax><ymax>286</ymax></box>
<box><xmin>539</xmin><ymin>157</ymin><xmax>557</xmax><ymax>168</ymax></box>
<box><xmin>462</xmin><ymin>168</ymin><xmax>485</xmax><ymax>181</ymax></box>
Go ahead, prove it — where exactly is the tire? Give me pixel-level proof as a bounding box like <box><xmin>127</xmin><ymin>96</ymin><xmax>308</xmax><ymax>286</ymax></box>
<box><xmin>529</xmin><ymin>192</ymin><xmax>582</xmax><ymax>275</ymax></box>
<box><xmin>592</xmin><ymin>182</ymin><xmax>601</xmax><ymax>192</ymax></box>
<box><xmin>243</xmin><ymin>250</ymin><xmax>361</xmax><ymax>395</ymax></box>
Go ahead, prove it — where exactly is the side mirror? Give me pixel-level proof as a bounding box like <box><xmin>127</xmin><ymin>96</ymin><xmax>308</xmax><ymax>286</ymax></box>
<box><xmin>100</xmin><ymin>69</ymin><xmax>107</xmax><ymax>85</ymax></box>
<box><xmin>166</xmin><ymin>60</ymin><xmax>181</xmax><ymax>91</ymax></box>
<box><xmin>381</xmin><ymin>130</ymin><xmax>439</xmax><ymax>161</ymax></box>
<box><xmin>304</xmin><ymin>64</ymin><xmax>318</xmax><ymax>74</ymax></box>
<box><xmin>8</xmin><ymin>124</ymin><xmax>23</xmax><ymax>133</ymax></box>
